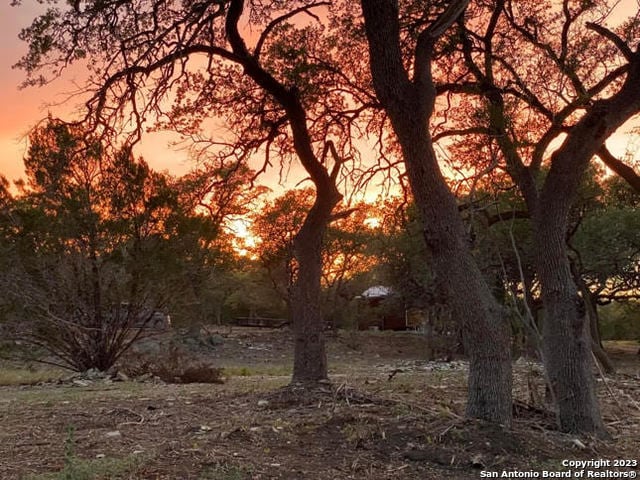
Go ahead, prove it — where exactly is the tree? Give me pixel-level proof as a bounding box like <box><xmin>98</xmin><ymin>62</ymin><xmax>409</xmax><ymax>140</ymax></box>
<box><xmin>163</xmin><ymin>164</ymin><xmax>266</xmax><ymax>326</ymax></box>
<box><xmin>572</xmin><ymin>177</ymin><xmax>640</xmax><ymax>355</ymax></box>
<box><xmin>251</xmin><ymin>189</ymin><xmax>315</xmax><ymax>307</ymax></box>
<box><xmin>15</xmin><ymin>0</ymin><xmax>365</xmax><ymax>384</ymax></box>
<box><xmin>251</xmin><ymin>188</ymin><xmax>378</xmax><ymax>327</ymax></box>
<box><xmin>359</xmin><ymin>0</ymin><xmax>513</xmax><ymax>424</ymax></box>
<box><xmin>2</xmin><ymin>120</ymin><xmax>178</xmax><ymax>371</ymax></box>
<box><xmin>1</xmin><ymin>118</ymin><xmax>254</xmax><ymax>370</ymax></box>
<box><xmin>447</xmin><ymin>0</ymin><xmax>640</xmax><ymax>434</ymax></box>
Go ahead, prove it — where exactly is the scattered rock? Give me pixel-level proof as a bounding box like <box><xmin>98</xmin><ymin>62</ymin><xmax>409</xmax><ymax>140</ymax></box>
<box><xmin>72</xmin><ymin>379</ymin><xmax>91</xmax><ymax>387</ymax></box>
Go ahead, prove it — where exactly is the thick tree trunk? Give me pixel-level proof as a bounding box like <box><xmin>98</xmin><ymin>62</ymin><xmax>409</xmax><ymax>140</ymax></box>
<box><xmin>402</xmin><ymin>132</ymin><xmax>513</xmax><ymax>424</ymax></box>
<box><xmin>533</xmin><ymin>212</ymin><xmax>607</xmax><ymax>435</ymax></box>
<box><xmin>360</xmin><ymin>0</ymin><xmax>512</xmax><ymax>424</ymax></box>
<box><xmin>291</xmin><ymin>195</ymin><xmax>340</xmax><ymax>384</ymax></box>
<box><xmin>224</xmin><ymin>0</ymin><xmax>344</xmax><ymax>385</ymax></box>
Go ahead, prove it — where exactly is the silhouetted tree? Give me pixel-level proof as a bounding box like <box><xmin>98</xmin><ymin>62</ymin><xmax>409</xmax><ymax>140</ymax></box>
<box><xmin>449</xmin><ymin>0</ymin><xmax>640</xmax><ymax>434</ymax></box>
<box><xmin>360</xmin><ymin>0</ymin><xmax>513</xmax><ymax>424</ymax></box>
<box><xmin>15</xmin><ymin>0</ymin><xmax>364</xmax><ymax>383</ymax></box>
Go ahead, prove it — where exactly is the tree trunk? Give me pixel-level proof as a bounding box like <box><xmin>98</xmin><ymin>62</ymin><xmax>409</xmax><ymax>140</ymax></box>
<box><xmin>291</xmin><ymin>195</ymin><xmax>340</xmax><ymax>384</ymax></box>
<box><xmin>571</xmin><ymin>264</ymin><xmax>615</xmax><ymax>374</ymax></box>
<box><xmin>402</xmin><ymin>132</ymin><xmax>513</xmax><ymax>424</ymax></box>
<box><xmin>224</xmin><ymin>0</ymin><xmax>344</xmax><ymax>385</ymax></box>
<box><xmin>533</xmin><ymin>212</ymin><xmax>607</xmax><ymax>435</ymax></box>
<box><xmin>360</xmin><ymin>0</ymin><xmax>512</xmax><ymax>425</ymax></box>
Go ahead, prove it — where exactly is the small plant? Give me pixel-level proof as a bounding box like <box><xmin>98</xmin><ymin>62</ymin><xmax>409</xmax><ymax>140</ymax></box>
<box><xmin>24</xmin><ymin>427</ymin><xmax>144</xmax><ymax>480</ymax></box>
<box><xmin>61</xmin><ymin>425</ymin><xmax>86</xmax><ymax>480</ymax></box>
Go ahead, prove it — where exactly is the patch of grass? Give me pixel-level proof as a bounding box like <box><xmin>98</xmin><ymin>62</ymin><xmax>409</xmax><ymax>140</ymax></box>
<box><xmin>0</xmin><ymin>365</ymin><xmax>65</xmax><ymax>386</ymax></box>
<box><xmin>25</xmin><ymin>456</ymin><xmax>145</xmax><ymax>480</ymax></box>
<box><xmin>199</xmin><ymin>463</ymin><xmax>252</xmax><ymax>480</ymax></box>
<box><xmin>0</xmin><ymin>381</ymin><xmax>146</xmax><ymax>406</ymax></box>
<box><xmin>25</xmin><ymin>426</ymin><xmax>145</xmax><ymax>480</ymax></box>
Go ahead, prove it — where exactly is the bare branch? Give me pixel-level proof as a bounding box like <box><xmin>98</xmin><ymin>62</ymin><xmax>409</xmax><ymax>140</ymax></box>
<box><xmin>598</xmin><ymin>144</ymin><xmax>640</xmax><ymax>193</ymax></box>
<box><xmin>253</xmin><ymin>2</ymin><xmax>330</xmax><ymax>59</ymax></box>
<box><xmin>586</xmin><ymin>22</ymin><xmax>635</xmax><ymax>61</ymax></box>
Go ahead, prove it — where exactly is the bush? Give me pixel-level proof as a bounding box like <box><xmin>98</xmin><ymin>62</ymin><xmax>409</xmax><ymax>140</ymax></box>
<box><xmin>598</xmin><ymin>302</ymin><xmax>640</xmax><ymax>341</ymax></box>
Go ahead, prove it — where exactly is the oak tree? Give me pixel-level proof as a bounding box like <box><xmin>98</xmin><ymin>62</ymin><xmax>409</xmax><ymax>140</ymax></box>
<box><xmin>359</xmin><ymin>0</ymin><xmax>513</xmax><ymax>424</ymax></box>
<box><xmin>448</xmin><ymin>0</ymin><xmax>640</xmax><ymax>434</ymax></box>
<box><xmin>15</xmin><ymin>0</ymin><xmax>365</xmax><ymax>383</ymax></box>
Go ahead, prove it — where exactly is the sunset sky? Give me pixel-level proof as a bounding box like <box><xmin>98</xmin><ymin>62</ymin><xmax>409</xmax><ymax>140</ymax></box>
<box><xmin>0</xmin><ymin>2</ymin><xmax>307</xmax><ymax>192</ymax></box>
<box><xmin>0</xmin><ymin>2</ymin><xmax>638</xmax><ymax>192</ymax></box>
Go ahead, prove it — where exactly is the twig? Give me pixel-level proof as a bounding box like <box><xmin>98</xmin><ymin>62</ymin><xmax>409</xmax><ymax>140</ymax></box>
<box><xmin>590</xmin><ymin>351</ymin><xmax>623</xmax><ymax>420</ymax></box>
<box><xmin>106</xmin><ymin>407</ymin><xmax>145</xmax><ymax>427</ymax></box>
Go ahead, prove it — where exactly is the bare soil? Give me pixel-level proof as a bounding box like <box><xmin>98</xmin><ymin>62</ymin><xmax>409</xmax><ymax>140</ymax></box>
<box><xmin>0</xmin><ymin>328</ymin><xmax>638</xmax><ymax>479</ymax></box>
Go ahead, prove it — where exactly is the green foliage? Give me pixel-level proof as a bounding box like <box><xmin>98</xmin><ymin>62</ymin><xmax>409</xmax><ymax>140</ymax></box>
<box><xmin>574</xmin><ymin>207</ymin><xmax>640</xmax><ymax>276</ymax></box>
<box><xmin>598</xmin><ymin>302</ymin><xmax>640</xmax><ymax>341</ymax></box>
<box><xmin>369</xmin><ymin>199</ymin><xmax>439</xmax><ymax>309</ymax></box>
<box><xmin>0</xmin><ymin>120</ymin><xmax>259</xmax><ymax>370</ymax></box>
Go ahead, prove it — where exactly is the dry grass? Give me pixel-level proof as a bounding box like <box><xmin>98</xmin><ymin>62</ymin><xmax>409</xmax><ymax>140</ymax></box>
<box><xmin>0</xmin><ymin>329</ymin><xmax>638</xmax><ymax>480</ymax></box>
<box><xmin>0</xmin><ymin>363</ymin><xmax>65</xmax><ymax>386</ymax></box>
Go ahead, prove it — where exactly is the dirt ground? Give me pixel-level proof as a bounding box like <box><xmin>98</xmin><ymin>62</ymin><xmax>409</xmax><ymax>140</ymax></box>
<box><xmin>0</xmin><ymin>328</ymin><xmax>639</xmax><ymax>479</ymax></box>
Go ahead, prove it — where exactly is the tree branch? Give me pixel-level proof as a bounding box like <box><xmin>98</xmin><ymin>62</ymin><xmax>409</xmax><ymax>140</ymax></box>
<box><xmin>597</xmin><ymin>144</ymin><xmax>640</xmax><ymax>194</ymax></box>
<box><xmin>586</xmin><ymin>22</ymin><xmax>634</xmax><ymax>61</ymax></box>
<box><xmin>253</xmin><ymin>2</ymin><xmax>330</xmax><ymax>59</ymax></box>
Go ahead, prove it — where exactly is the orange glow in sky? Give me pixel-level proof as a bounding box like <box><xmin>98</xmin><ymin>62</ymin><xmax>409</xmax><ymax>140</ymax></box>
<box><xmin>0</xmin><ymin>1</ymin><xmax>638</xmax><ymax>190</ymax></box>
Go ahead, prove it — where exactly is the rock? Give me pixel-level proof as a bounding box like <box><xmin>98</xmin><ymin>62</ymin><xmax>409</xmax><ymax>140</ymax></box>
<box><xmin>571</xmin><ymin>438</ymin><xmax>586</xmax><ymax>449</ymax></box>
<box><xmin>471</xmin><ymin>453</ymin><xmax>486</xmax><ymax>469</ymax></box>
<box><xmin>105</xmin><ymin>430</ymin><xmax>122</xmax><ymax>438</ymax></box>
<box><xmin>115</xmin><ymin>371</ymin><xmax>129</xmax><ymax>382</ymax></box>
<box><xmin>136</xmin><ymin>373</ymin><xmax>153</xmax><ymax>382</ymax></box>
<box><xmin>204</xmin><ymin>334</ymin><xmax>225</xmax><ymax>348</ymax></box>
<box><xmin>96</xmin><ymin>453</ymin><xmax>106</xmax><ymax>459</ymax></box>
<box><xmin>85</xmin><ymin>368</ymin><xmax>104</xmax><ymax>380</ymax></box>
<box><xmin>72</xmin><ymin>379</ymin><xmax>91</xmax><ymax>387</ymax></box>
<box><xmin>257</xmin><ymin>399</ymin><xmax>269</xmax><ymax>407</ymax></box>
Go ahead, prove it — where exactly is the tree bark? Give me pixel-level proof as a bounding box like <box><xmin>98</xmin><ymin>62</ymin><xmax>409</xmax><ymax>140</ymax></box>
<box><xmin>401</xmin><ymin>127</ymin><xmax>512</xmax><ymax>424</ymax></box>
<box><xmin>225</xmin><ymin>0</ymin><xmax>343</xmax><ymax>384</ymax></box>
<box><xmin>533</xmin><ymin>209</ymin><xmax>606</xmax><ymax>434</ymax></box>
<box><xmin>470</xmin><ymin>15</ymin><xmax>640</xmax><ymax>433</ymax></box>
<box><xmin>530</xmin><ymin>59</ymin><xmax>640</xmax><ymax>433</ymax></box>
<box><xmin>360</xmin><ymin>0</ymin><xmax>512</xmax><ymax>424</ymax></box>
<box><xmin>291</xmin><ymin>194</ymin><xmax>341</xmax><ymax>383</ymax></box>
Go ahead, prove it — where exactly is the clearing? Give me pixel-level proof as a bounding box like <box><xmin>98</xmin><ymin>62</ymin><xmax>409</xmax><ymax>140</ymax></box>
<box><xmin>0</xmin><ymin>328</ymin><xmax>638</xmax><ymax>479</ymax></box>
